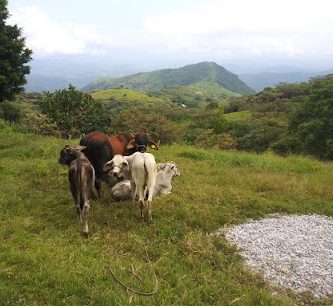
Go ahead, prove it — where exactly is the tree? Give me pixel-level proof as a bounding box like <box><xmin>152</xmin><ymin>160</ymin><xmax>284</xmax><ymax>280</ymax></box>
<box><xmin>39</xmin><ymin>85</ymin><xmax>110</xmax><ymax>138</ymax></box>
<box><xmin>288</xmin><ymin>75</ymin><xmax>333</xmax><ymax>159</ymax></box>
<box><xmin>272</xmin><ymin>75</ymin><xmax>333</xmax><ymax>160</ymax></box>
<box><xmin>0</xmin><ymin>0</ymin><xmax>32</xmax><ymax>102</ymax></box>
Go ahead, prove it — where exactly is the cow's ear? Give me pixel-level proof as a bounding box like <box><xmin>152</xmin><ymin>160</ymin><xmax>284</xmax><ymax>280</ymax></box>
<box><xmin>76</xmin><ymin>145</ymin><xmax>86</xmax><ymax>152</ymax></box>
<box><xmin>156</xmin><ymin>163</ymin><xmax>162</xmax><ymax>171</ymax></box>
<box><xmin>157</xmin><ymin>163</ymin><xmax>165</xmax><ymax>170</ymax></box>
<box><xmin>126</xmin><ymin>139</ymin><xmax>136</xmax><ymax>149</ymax></box>
<box><xmin>149</xmin><ymin>140</ymin><xmax>159</xmax><ymax>150</ymax></box>
<box><xmin>103</xmin><ymin>161</ymin><xmax>113</xmax><ymax>172</ymax></box>
<box><xmin>64</xmin><ymin>145</ymin><xmax>71</xmax><ymax>153</ymax></box>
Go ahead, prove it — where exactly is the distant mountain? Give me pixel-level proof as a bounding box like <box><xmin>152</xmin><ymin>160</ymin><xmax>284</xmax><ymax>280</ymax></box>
<box><xmin>240</xmin><ymin>70</ymin><xmax>333</xmax><ymax>91</ymax></box>
<box><xmin>24</xmin><ymin>55</ymin><xmax>147</xmax><ymax>92</ymax></box>
<box><xmin>82</xmin><ymin>62</ymin><xmax>255</xmax><ymax>95</ymax></box>
<box><xmin>25</xmin><ymin>74</ymin><xmax>96</xmax><ymax>92</ymax></box>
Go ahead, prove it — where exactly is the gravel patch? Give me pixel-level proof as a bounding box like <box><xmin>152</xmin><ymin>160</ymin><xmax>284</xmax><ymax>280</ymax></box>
<box><xmin>214</xmin><ymin>214</ymin><xmax>333</xmax><ymax>298</ymax></box>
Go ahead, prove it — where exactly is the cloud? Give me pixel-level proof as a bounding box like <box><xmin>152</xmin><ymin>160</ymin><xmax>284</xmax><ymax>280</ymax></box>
<box><xmin>8</xmin><ymin>6</ymin><xmax>114</xmax><ymax>55</ymax></box>
<box><xmin>143</xmin><ymin>0</ymin><xmax>333</xmax><ymax>58</ymax></box>
<box><xmin>8</xmin><ymin>1</ymin><xmax>333</xmax><ymax>61</ymax></box>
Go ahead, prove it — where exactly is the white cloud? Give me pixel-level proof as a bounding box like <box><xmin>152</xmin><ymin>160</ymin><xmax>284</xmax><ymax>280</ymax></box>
<box><xmin>8</xmin><ymin>6</ymin><xmax>114</xmax><ymax>55</ymax></box>
<box><xmin>144</xmin><ymin>0</ymin><xmax>333</xmax><ymax>58</ymax></box>
<box><xmin>7</xmin><ymin>1</ymin><xmax>333</xmax><ymax>61</ymax></box>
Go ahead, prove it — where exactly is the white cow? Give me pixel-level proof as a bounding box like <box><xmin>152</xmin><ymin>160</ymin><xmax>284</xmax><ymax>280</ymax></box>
<box><xmin>110</xmin><ymin>161</ymin><xmax>180</xmax><ymax>201</ymax></box>
<box><xmin>153</xmin><ymin>162</ymin><xmax>180</xmax><ymax>196</ymax></box>
<box><xmin>103</xmin><ymin>152</ymin><xmax>157</xmax><ymax>223</ymax></box>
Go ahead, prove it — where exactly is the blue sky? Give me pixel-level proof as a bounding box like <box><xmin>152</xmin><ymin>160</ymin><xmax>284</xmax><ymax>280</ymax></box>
<box><xmin>7</xmin><ymin>0</ymin><xmax>333</xmax><ymax>72</ymax></box>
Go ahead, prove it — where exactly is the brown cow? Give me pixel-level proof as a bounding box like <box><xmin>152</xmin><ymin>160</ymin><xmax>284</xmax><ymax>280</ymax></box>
<box><xmin>109</xmin><ymin>132</ymin><xmax>135</xmax><ymax>155</ymax></box>
<box><xmin>80</xmin><ymin>130</ymin><xmax>158</xmax><ymax>197</ymax></box>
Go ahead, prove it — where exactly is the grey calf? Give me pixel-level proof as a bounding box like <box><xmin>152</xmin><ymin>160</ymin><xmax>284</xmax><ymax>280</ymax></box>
<box><xmin>59</xmin><ymin>145</ymin><xmax>95</xmax><ymax>237</ymax></box>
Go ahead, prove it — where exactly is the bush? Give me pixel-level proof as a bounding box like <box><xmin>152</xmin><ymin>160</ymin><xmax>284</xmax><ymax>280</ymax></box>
<box><xmin>195</xmin><ymin>130</ymin><xmax>237</xmax><ymax>150</ymax></box>
<box><xmin>271</xmin><ymin>134</ymin><xmax>300</xmax><ymax>156</ymax></box>
<box><xmin>39</xmin><ymin>84</ymin><xmax>110</xmax><ymax>138</ymax></box>
<box><xmin>217</xmin><ymin>133</ymin><xmax>237</xmax><ymax>150</ymax></box>
<box><xmin>0</xmin><ymin>118</ymin><xmax>13</xmax><ymax>132</ymax></box>
<box><xmin>223</xmin><ymin>101</ymin><xmax>240</xmax><ymax>113</ymax></box>
<box><xmin>0</xmin><ymin>101</ymin><xmax>23</xmax><ymax>122</ymax></box>
<box><xmin>20</xmin><ymin>112</ymin><xmax>61</xmax><ymax>136</ymax></box>
<box><xmin>236</xmin><ymin>126</ymin><xmax>284</xmax><ymax>153</ymax></box>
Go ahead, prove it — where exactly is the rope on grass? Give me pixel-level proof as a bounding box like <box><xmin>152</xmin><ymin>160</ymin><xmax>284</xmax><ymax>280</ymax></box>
<box><xmin>109</xmin><ymin>250</ymin><xmax>159</xmax><ymax>296</ymax></box>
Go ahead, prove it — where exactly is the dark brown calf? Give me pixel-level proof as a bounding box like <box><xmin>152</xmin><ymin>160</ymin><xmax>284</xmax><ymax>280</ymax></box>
<box><xmin>59</xmin><ymin>145</ymin><xmax>95</xmax><ymax>237</ymax></box>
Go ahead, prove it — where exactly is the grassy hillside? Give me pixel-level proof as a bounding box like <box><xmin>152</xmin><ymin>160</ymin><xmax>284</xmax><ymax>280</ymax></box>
<box><xmin>1</xmin><ymin>127</ymin><xmax>332</xmax><ymax>305</ymax></box>
<box><xmin>90</xmin><ymin>84</ymin><xmax>237</xmax><ymax>109</ymax></box>
<box><xmin>224</xmin><ymin>110</ymin><xmax>252</xmax><ymax>122</ymax></box>
<box><xmin>89</xmin><ymin>88</ymin><xmax>172</xmax><ymax>115</ymax></box>
<box><xmin>83</xmin><ymin>62</ymin><xmax>254</xmax><ymax>95</ymax></box>
<box><xmin>90</xmin><ymin>88</ymin><xmax>163</xmax><ymax>104</ymax></box>
<box><xmin>150</xmin><ymin>81</ymin><xmax>240</xmax><ymax>108</ymax></box>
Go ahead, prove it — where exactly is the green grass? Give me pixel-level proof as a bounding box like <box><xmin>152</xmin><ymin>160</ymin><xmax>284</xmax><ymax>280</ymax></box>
<box><xmin>1</xmin><ymin>129</ymin><xmax>333</xmax><ymax>305</ymax></box>
<box><xmin>90</xmin><ymin>88</ymin><xmax>163</xmax><ymax>104</ymax></box>
<box><xmin>224</xmin><ymin>110</ymin><xmax>252</xmax><ymax>122</ymax></box>
<box><xmin>189</xmin><ymin>81</ymin><xmax>241</xmax><ymax>98</ymax></box>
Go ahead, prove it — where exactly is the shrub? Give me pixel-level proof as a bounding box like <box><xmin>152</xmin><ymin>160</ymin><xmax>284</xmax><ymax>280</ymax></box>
<box><xmin>217</xmin><ymin>133</ymin><xmax>237</xmax><ymax>150</ymax></box>
<box><xmin>0</xmin><ymin>101</ymin><xmax>23</xmax><ymax>122</ymax></box>
<box><xmin>20</xmin><ymin>112</ymin><xmax>61</xmax><ymax>136</ymax></box>
<box><xmin>195</xmin><ymin>130</ymin><xmax>237</xmax><ymax>150</ymax></box>
<box><xmin>39</xmin><ymin>84</ymin><xmax>110</xmax><ymax>138</ymax></box>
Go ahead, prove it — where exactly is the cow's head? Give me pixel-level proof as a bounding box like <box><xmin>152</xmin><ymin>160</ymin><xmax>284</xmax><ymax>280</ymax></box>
<box><xmin>126</xmin><ymin>131</ymin><xmax>159</xmax><ymax>153</ymax></box>
<box><xmin>157</xmin><ymin>161</ymin><xmax>180</xmax><ymax>177</ymax></box>
<box><xmin>103</xmin><ymin>154</ymin><xmax>129</xmax><ymax>179</ymax></box>
<box><xmin>58</xmin><ymin>145</ymin><xmax>86</xmax><ymax>166</ymax></box>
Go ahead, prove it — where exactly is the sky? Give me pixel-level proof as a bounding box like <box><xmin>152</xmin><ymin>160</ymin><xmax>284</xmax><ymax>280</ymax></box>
<box><xmin>7</xmin><ymin>0</ymin><xmax>333</xmax><ymax>73</ymax></box>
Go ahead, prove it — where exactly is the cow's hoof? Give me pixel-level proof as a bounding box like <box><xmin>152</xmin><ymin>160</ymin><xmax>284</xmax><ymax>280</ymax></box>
<box><xmin>147</xmin><ymin>219</ymin><xmax>153</xmax><ymax>224</ymax></box>
<box><xmin>82</xmin><ymin>232</ymin><xmax>89</xmax><ymax>238</ymax></box>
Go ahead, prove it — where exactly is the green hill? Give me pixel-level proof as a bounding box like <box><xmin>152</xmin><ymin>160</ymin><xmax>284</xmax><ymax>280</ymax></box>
<box><xmin>82</xmin><ymin>62</ymin><xmax>254</xmax><ymax>95</ymax></box>
<box><xmin>90</xmin><ymin>88</ymin><xmax>162</xmax><ymax>104</ymax></box>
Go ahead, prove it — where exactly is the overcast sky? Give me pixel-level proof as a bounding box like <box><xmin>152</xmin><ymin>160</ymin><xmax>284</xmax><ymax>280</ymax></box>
<box><xmin>8</xmin><ymin>0</ymin><xmax>333</xmax><ymax>72</ymax></box>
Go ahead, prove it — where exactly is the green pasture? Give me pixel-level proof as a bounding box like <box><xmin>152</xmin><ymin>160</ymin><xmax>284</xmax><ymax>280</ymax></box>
<box><xmin>0</xmin><ymin>129</ymin><xmax>332</xmax><ymax>305</ymax></box>
<box><xmin>91</xmin><ymin>88</ymin><xmax>162</xmax><ymax>104</ymax></box>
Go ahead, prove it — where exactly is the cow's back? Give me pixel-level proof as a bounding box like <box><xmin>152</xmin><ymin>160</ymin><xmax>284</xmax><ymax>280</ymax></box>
<box><xmin>109</xmin><ymin>132</ymin><xmax>132</xmax><ymax>155</ymax></box>
<box><xmin>80</xmin><ymin>131</ymin><xmax>113</xmax><ymax>181</ymax></box>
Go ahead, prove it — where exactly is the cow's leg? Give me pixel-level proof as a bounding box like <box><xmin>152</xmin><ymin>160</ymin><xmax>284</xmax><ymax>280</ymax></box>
<box><xmin>146</xmin><ymin>173</ymin><xmax>156</xmax><ymax>224</ymax></box>
<box><xmin>130</xmin><ymin>181</ymin><xmax>136</xmax><ymax>203</ymax></box>
<box><xmin>137</xmin><ymin>186</ymin><xmax>145</xmax><ymax>219</ymax></box>
<box><xmin>81</xmin><ymin>201</ymin><xmax>90</xmax><ymax>237</ymax></box>
<box><xmin>147</xmin><ymin>187</ymin><xmax>154</xmax><ymax>223</ymax></box>
<box><xmin>70</xmin><ymin>183</ymin><xmax>81</xmax><ymax>218</ymax></box>
<box><xmin>95</xmin><ymin>179</ymin><xmax>102</xmax><ymax>198</ymax></box>
<box><xmin>147</xmin><ymin>200</ymin><xmax>153</xmax><ymax>224</ymax></box>
<box><xmin>139</xmin><ymin>201</ymin><xmax>144</xmax><ymax>219</ymax></box>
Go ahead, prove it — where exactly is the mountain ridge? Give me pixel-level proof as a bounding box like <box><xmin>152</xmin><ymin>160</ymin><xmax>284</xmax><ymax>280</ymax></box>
<box><xmin>82</xmin><ymin>62</ymin><xmax>255</xmax><ymax>95</ymax></box>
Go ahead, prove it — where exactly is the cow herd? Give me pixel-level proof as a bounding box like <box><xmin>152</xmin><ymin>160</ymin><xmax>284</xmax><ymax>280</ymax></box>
<box><xmin>58</xmin><ymin>131</ymin><xmax>180</xmax><ymax>237</ymax></box>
